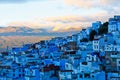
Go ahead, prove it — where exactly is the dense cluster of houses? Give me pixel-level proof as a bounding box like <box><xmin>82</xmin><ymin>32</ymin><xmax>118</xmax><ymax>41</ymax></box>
<box><xmin>0</xmin><ymin>15</ymin><xmax>120</xmax><ymax>80</ymax></box>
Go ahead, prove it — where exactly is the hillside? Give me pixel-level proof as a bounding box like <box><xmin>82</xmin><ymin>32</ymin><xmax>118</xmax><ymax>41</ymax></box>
<box><xmin>0</xmin><ymin>36</ymin><xmax>52</xmax><ymax>52</ymax></box>
<box><xmin>0</xmin><ymin>26</ymin><xmax>80</xmax><ymax>52</ymax></box>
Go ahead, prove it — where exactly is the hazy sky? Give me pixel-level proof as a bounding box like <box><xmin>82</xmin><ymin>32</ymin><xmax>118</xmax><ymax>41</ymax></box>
<box><xmin>0</xmin><ymin>0</ymin><xmax>120</xmax><ymax>31</ymax></box>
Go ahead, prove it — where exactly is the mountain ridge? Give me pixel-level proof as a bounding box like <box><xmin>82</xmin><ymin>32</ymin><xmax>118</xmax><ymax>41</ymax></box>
<box><xmin>0</xmin><ymin>26</ymin><xmax>81</xmax><ymax>52</ymax></box>
<box><xmin>0</xmin><ymin>26</ymin><xmax>47</xmax><ymax>33</ymax></box>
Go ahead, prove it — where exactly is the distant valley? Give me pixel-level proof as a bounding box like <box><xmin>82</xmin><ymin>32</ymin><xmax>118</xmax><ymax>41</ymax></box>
<box><xmin>0</xmin><ymin>26</ymin><xmax>80</xmax><ymax>52</ymax></box>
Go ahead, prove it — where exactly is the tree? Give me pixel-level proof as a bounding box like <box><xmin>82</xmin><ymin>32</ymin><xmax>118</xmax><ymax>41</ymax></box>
<box><xmin>89</xmin><ymin>30</ymin><xmax>97</xmax><ymax>41</ymax></box>
<box><xmin>98</xmin><ymin>22</ymin><xmax>108</xmax><ymax>35</ymax></box>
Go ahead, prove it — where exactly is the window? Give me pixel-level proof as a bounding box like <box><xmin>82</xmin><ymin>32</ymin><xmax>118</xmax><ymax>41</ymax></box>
<box><xmin>119</xmin><ymin>61</ymin><xmax>120</xmax><ymax>64</ymax></box>
<box><xmin>94</xmin><ymin>45</ymin><xmax>98</xmax><ymax>49</ymax></box>
<box><xmin>115</xmin><ymin>53</ymin><xmax>117</xmax><ymax>55</ymax></box>
<box><xmin>91</xmin><ymin>75</ymin><xmax>94</xmax><ymax>78</ymax></box>
<box><xmin>13</xmin><ymin>69</ymin><xmax>15</xmax><ymax>72</ymax></box>
<box><xmin>23</xmin><ymin>69</ymin><xmax>24</xmax><ymax>72</ymax></box>
<box><xmin>79</xmin><ymin>74</ymin><xmax>83</xmax><ymax>78</ymax></box>
<box><xmin>19</xmin><ymin>74</ymin><xmax>21</xmax><ymax>77</ymax></box>
<box><xmin>94</xmin><ymin>41</ymin><xmax>98</xmax><ymax>44</ymax></box>
<box><xmin>88</xmin><ymin>56</ymin><xmax>90</xmax><ymax>59</ymax></box>
<box><xmin>19</xmin><ymin>69</ymin><xmax>21</xmax><ymax>72</ymax></box>
<box><xmin>112</xmin><ymin>52</ymin><xmax>117</xmax><ymax>55</ymax></box>
<box><xmin>72</xmin><ymin>74</ymin><xmax>77</xmax><ymax>79</ymax></box>
<box><xmin>84</xmin><ymin>73</ymin><xmax>90</xmax><ymax>78</ymax></box>
<box><xmin>96</xmin><ymin>46</ymin><xmax>98</xmax><ymax>49</ymax></box>
<box><xmin>92</xmin><ymin>57</ymin><xmax>94</xmax><ymax>61</ymax></box>
<box><xmin>66</xmin><ymin>64</ymin><xmax>69</xmax><ymax>68</ymax></box>
<box><xmin>82</xmin><ymin>62</ymin><xmax>87</xmax><ymax>65</ymax></box>
<box><xmin>13</xmin><ymin>74</ymin><xmax>15</xmax><ymax>77</ymax></box>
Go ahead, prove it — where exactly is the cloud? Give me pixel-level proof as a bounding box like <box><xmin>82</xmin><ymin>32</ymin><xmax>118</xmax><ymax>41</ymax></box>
<box><xmin>8</xmin><ymin>11</ymin><xmax>111</xmax><ymax>32</ymax></box>
<box><xmin>45</xmin><ymin>12</ymin><xmax>109</xmax><ymax>24</ymax></box>
<box><xmin>48</xmin><ymin>12</ymin><xmax>111</xmax><ymax>32</ymax></box>
<box><xmin>45</xmin><ymin>16</ymin><xmax>92</xmax><ymax>23</ymax></box>
<box><xmin>64</xmin><ymin>0</ymin><xmax>120</xmax><ymax>16</ymax></box>
<box><xmin>63</xmin><ymin>0</ymin><xmax>120</xmax><ymax>21</ymax></box>
<box><xmin>7</xmin><ymin>19</ymin><xmax>86</xmax><ymax>32</ymax></box>
<box><xmin>51</xmin><ymin>25</ymin><xmax>82</xmax><ymax>32</ymax></box>
<box><xmin>8</xmin><ymin>21</ymin><xmax>83</xmax><ymax>31</ymax></box>
<box><xmin>0</xmin><ymin>0</ymin><xmax>27</xmax><ymax>4</ymax></box>
<box><xmin>1</xmin><ymin>0</ymin><xmax>119</xmax><ymax>33</ymax></box>
<box><xmin>64</xmin><ymin>0</ymin><xmax>96</xmax><ymax>8</ymax></box>
<box><xmin>64</xmin><ymin>0</ymin><xmax>120</xmax><ymax>8</ymax></box>
<box><xmin>0</xmin><ymin>0</ymin><xmax>45</xmax><ymax>4</ymax></box>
